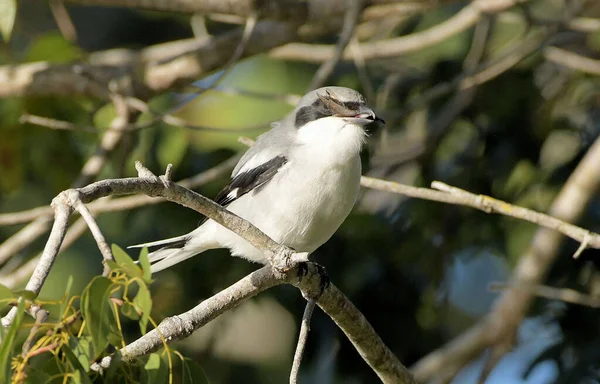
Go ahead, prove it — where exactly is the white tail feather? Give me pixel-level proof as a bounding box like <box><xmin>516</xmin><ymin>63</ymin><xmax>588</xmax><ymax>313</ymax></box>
<box><xmin>128</xmin><ymin>234</ymin><xmax>189</xmax><ymax>249</ymax></box>
<box><xmin>132</xmin><ymin>223</ymin><xmax>219</xmax><ymax>273</ymax></box>
<box><xmin>149</xmin><ymin>248</ymin><xmax>205</xmax><ymax>273</ymax></box>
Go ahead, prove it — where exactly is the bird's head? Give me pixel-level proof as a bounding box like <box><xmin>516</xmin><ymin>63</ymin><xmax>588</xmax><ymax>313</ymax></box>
<box><xmin>293</xmin><ymin>86</ymin><xmax>385</xmax><ymax>129</ymax></box>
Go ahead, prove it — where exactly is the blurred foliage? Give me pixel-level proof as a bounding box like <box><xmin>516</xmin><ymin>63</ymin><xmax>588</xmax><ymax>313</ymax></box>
<box><xmin>2</xmin><ymin>0</ymin><xmax>600</xmax><ymax>383</ymax></box>
<box><xmin>1</xmin><ymin>246</ymin><xmax>210</xmax><ymax>384</ymax></box>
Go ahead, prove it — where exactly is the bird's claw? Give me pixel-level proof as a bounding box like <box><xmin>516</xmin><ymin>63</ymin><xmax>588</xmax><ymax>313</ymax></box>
<box><xmin>296</xmin><ymin>262</ymin><xmax>309</xmax><ymax>282</ymax></box>
<box><xmin>314</xmin><ymin>263</ymin><xmax>330</xmax><ymax>295</ymax></box>
<box><xmin>297</xmin><ymin>261</ymin><xmax>330</xmax><ymax>297</ymax></box>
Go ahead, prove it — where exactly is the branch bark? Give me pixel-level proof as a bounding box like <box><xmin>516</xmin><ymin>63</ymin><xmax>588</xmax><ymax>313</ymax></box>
<box><xmin>270</xmin><ymin>0</ymin><xmax>518</xmax><ymax>62</ymax></box>
<box><xmin>1</xmin><ymin>163</ymin><xmax>416</xmax><ymax>383</ymax></box>
<box><xmin>0</xmin><ymin>21</ymin><xmax>298</xmax><ymax>100</ymax></box>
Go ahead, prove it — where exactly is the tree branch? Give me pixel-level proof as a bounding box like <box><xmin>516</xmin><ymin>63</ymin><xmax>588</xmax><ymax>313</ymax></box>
<box><xmin>290</xmin><ymin>300</ymin><xmax>316</xmax><ymax>384</ymax></box>
<box><xmin>544</xmin><ymin>46</ymin><xmax>600</xmax><ymax>76</ymax></box>
<box><xmin>411</xmin><ymin>135</ymin><xmax>600</xmax><ymax>382</ymax></box>
<box><xmin>270</xmin><ymin>0</ymin><xmax>518</xmax><ymax>62</ymax></box>
<box><xmin>308</xmin><ymin>0</ymin><xmax>365</xmax><ymax>90</ymax></box>
<box><xmin>1</xmin><ymin>161</ymin><xmax>415</xmax><ymax>383</ymax></box>
<box><xmin>0</xmin><ymin>21</ymin><xmax>298</xmax><ymax>100</ymax></box>
<box><xmin>0</xmin><ymin>99</ymin><xmax>131</xmax><ymax>266</ymax></box>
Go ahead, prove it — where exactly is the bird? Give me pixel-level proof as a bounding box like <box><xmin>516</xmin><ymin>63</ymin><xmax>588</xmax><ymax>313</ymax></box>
<box><xmin>130</xmin><ymin>86</ymin><xmax>384</xmax><ymax>273</ymax></box>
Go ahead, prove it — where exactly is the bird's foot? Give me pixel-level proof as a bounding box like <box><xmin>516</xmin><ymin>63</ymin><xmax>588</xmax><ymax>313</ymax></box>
<box><xmin>297</xmin><ymin>261</ymin><xmax>330</xmax><ymax>297</ymax></box>
<box><xmin>273</xmin><ymin>247</ymin><xmax>309</xmax><ymax>272</ymax></box>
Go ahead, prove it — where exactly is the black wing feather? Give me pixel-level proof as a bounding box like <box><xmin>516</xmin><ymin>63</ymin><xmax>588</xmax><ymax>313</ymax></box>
<box><xmin>215</xmin><ymin>155</ymin><xmax>288</xmax><ymax>206</ymax></box>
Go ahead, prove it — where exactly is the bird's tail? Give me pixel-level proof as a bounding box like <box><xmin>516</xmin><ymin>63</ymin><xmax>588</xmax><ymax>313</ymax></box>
<box><xmin>128</xmin><ymin>232</ymin><xmax>211</xmax><ymax>273</ymax></box>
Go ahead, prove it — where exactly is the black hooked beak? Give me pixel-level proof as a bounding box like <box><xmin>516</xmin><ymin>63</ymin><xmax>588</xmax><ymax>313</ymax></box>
<box><xmin>354</xmin><ymin>107</ymin><xmax>385</xmax><ymax>124</ymax></box>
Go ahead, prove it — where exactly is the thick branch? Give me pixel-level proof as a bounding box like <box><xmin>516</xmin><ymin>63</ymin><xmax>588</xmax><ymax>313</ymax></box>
<box><xmin>270</xmin><ymin>0</ymin><xmax>518</xmax><ymax>62</ymax></box>
<box><xmin>3</xmin><ymin>162</ymin><xmax>414</xmax><ymax>383</ymax></box>
<box><xmin>93</xmin><ymin>262</ymin><xmax>416</xmax><ymax>384</ymax></box>
<box><xmin>0</xmin><ymin>22</ymin><xmax>298</xmax><ymax>100</ymax></box>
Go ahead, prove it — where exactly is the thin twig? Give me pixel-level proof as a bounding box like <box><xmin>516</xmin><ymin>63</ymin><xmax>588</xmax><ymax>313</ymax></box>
<box><xmin>489</xmin><ymin>281</ymin><xmax>600</xmax><ymax>308</ymax></box>
<box><xmin>0</xmin><ymin>100</ymin><xmax>132</xmax><ymax>265</ymax></box>
<box><xmin>290</xmin><ymin>300</ymin><xmax>317</xmax><ymax>384</ymax></box>
<box><xmin>544</xmin><ymin>46</ymin><xmax>600</xmax><ymax>76</ymax></box>
<box><xmin>271</xmin><ymin>0</ymin><xmax>500</xmax><ymax>62</ymax></box>
<box><xmin>349</xmin><ymin>36</ymin><xmax>374</xmax><ymax>103</ymax></box>
<box><xmin>242</xmin><ymin>137</ymin><xmax>600</xmax><ymax>250</ymax></box>
<box><xmin>121</xmin><ymin>12</ymin><xmax>259</xmax><ymax>132</ymax></box>
<box><xmin>430</xmin><ymin>181</ymin><xmax>600</xmax><ymax>248</ymax></box>
<box><xmin>412</xmin><ymin>135</ymin><xmax>600</xmax><ymax>382</ymax></box>
<box><xmin>20</xmin><ymin>114</ymin><xmax>97</xmax><ymax>132</ymax></box>
<box><xmin>396</xmin><ymin>27</ymin><xmax>551</xmax><ymax>117</ymax></box>
<box><xmin>309</xmin><ymin>0</ymin><xmax>364</xmax><ymax>90</ymax></box>
<box><xmin>1</xmin><ymin>205</ymin><xmax>71</xmax><ymax>327</ymax></box>
<box><xmin>0</xmin><ymin>154</ymin><xmax>240</xmax><ymax>227</ymax></box>
<box><xmin>21</xmin><ymin>309</ymin><xmax>49</xmax><ymax>358</ymax></box>
<box><xmin>72</xmin><ymin>199</ymin><xmax>114</xmax><ymax>271</ymax></box>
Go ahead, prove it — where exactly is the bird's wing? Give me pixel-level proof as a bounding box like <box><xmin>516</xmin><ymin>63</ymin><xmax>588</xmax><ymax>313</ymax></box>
<box><xmin>214</xmin><ymin>155</ymin><xmax>288</xmax><ymax>207</ymax></box>
<box><xmin>232</xmin><ymin>121</ymin><xmax>295</xmax><ymax>177</ymax></box>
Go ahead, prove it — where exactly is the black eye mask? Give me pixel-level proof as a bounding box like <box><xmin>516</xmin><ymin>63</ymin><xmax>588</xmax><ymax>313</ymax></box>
<box><xmin>294</xmin><ymin>90</ymin><xmax>365</xmax><ymax>128</ymax></box>
<box><xmin>316</xmin><ymin>91</ymin><xmax>357</xmax><ymax>118</ymax></box>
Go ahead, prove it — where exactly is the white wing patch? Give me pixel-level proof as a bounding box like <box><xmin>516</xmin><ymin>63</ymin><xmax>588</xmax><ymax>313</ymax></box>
<box><xmin>227</xmin><ymin>188</ymin><xmax>240</xmax><ymax>200</ymax></box>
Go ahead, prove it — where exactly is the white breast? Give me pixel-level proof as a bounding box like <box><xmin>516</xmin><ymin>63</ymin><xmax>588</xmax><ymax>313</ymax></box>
<box><xmin>220</xmin><ymin>117</ymin><xmax>365</xmax><ymax>262</ymax></box>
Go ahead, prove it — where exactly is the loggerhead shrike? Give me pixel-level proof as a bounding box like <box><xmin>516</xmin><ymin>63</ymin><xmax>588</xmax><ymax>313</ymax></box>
<box><xmin>130</xmin><ymin>86</ymin><xmax>384</xmax><ymax>273</ymax></box>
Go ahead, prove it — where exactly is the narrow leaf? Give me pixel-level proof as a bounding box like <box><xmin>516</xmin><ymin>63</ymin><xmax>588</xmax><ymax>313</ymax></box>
<box><xmin>0</xmin><ymin>299</ymin><xmax>26</xmax><ymax>383</ymax></box>
<box><xmin>133</xmin><ymin>282</ymin><xmax>152</xmax><ymax>335</ymax></box>
<box><xmin>0</xmin><ymin>284</ymin><xmax>14</xmax><ymax>311</ymax></box>
<box><xmin>12</xmin><ymin>289</ymin><xmax>36</xmax><ymax>301</ymax></box>
<box><xmin>111</xmin><ymin>244</ymin><xmax>142</xmax><ymax>278</ymax></box>
<box><xmin>142</xmin><ymin>353</ymin><xmax>168</xmax><ymax>384</ymax></box>
<box><xmin>181</xmin><ymin>358</ymin><xmax>209</xmax><ymax>384</ymax></box>
<box><xmin>60</xmin><ymin>275</ymin><xmax>74</xmax><ymax>317</ymax></box>
<box><xmin>0</xmin><ymin>0</ymin><xmax>16</xmax><ymax>42</ymax></box>
<box><xmin>69</xmin><ymin>336</ymin><xmax>94</xmax><ymax>372</ymax></box>
<box><xmin>62</xmin><ymin>344</ymin><xmax>93</xmax><ymax>384</ymax></box>
<box><xmin>80</xmin><ymin>276</ymin><xmax>116</xmax><ymax>357</ymax></box>
<box><xmin>138</xmin><ymin>247</ymin><xmax>152</xmax><ymax>284</ymax></box>
<box><xmin>120</xmin><ymin>301</ymin><xmax>140</xmax><ymax>321</ymax></box>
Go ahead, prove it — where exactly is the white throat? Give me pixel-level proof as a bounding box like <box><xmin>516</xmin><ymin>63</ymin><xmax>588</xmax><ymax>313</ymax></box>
<box><xmin>295</xmin><ymin>116</ymin><xmax>366</xmax><ymax>165</ymax></box>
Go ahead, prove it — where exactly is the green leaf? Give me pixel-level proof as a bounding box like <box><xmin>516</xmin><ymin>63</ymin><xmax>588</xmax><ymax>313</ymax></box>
<box><xmin>0</xmin><ymin>283</ymin><xmax>14</xmax><ymax>311</ymax></box>
<box><xmin>80</xmin><ymin>276</ymin><xmax>117</xmax><ymax>358</ymax></box>
<box><xmin>92</xmin><ymin>103</ymin><xmax>117</xmax><ymax>130</ymax></box>
<box><xmin>133</xmin><ymin>282</ymin><xmax>152</xmax><ymax>335</ymax></box>
<box><xmin>138</xmin><ymin>247</ymin><xmax>153</xmax><ymax>284</ymax></box>
<box><xmin>181</xmin><ymin>358</ymin><xmax>209</xmax><ymax>384</ymax></box>
<box><xmin>104</xmin><ymin>260</ymin><xmax>120</xmax><ymax>272</ymax></box>
<box><xmin>157</xmin><ymin>127</ymin><xmax>189</xmax><ymax>170</ymax></box>
<box><xmin>69</xmin><ymin>336</ymin><xmax>94</xmax><ymax>372</ymax></box>
<box><xmin>0</xmin><ymin>299</ymin><xmax>26</xmax><ymax>383</ymax></box>
<box><xmin>111</xmin><ymin>244</ymin><xmax>142</xmax><ymax>278</ymax></box>
<box><xmin>0</xmin><ymin>0</ymin><xmax>16</xmax><ymax>42</ymax></box>
<box><xmin>142</xmin><ymin>353</ymin><xmax>168</xmax><ymax>384</ymax></box>
<box><xmin>62</xmin><ymin>344</ymin><xmax>93</xmax><ymax>384</ymax></box>
<box><xmin>120</xmin><ymin>301</ymin><xmax>140</xmax><ymax>321</ymax></box>
<box><xmin>60</xmin><ymin>275</ymin><xmax>74</xmax><ymax>317</ymax></box>
<box><xmin>25</xmin><ymin>33</ymin><xmax>82</xmax><ymax>63</ymax></box>
<box><xmin>12</xmin><ymin>289</ymin><xmax>36</xmax><ymax>301</ymax></box>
